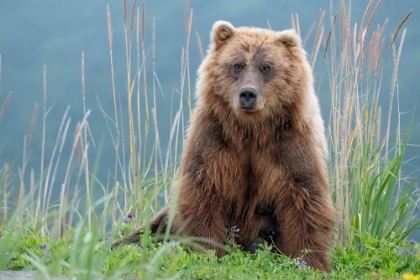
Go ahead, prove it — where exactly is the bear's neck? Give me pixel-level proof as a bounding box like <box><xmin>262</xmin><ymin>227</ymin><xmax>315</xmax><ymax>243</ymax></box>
<box><xmin>209</xmin><ymin>106</ymin><xmax>294</xmax><ymax>150</ymax></box>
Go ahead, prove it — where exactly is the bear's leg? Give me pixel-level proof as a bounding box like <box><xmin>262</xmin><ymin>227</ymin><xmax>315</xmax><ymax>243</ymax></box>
<box><xmin>173</xmin><ymin>189</ymin><xmax>229</xmax><ymax>257</ymax></box>
<box><xmin>274</xmin><ymin>184</ymin><xmax>334</xmax><ymax>272</ymax></box>
<box><xmin>111</xmin><ymin>206</ymin><xmax>170</xmax><ymax>249</ymax></box>
<box><xmin>172</xmin><ymin>117</ymin><xmax>244</xmax><ymax>257</ymax></box>
<box><xmin>270</xmin><ymin>132</ymin><xmax>334</xmax><ymax>272</ymax></box>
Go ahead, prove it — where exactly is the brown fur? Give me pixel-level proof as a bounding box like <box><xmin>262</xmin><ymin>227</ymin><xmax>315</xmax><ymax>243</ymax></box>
<box><xmin>112</xmin><ymin>21</ymin><xmax>335</xmax><ymax>272</ymax></box>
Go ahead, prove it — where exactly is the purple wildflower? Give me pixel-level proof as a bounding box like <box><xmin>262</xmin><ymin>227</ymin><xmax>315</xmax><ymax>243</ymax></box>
<box><xmin>120</xmin><ymin>229</ymin><xmax>125</xmax><ymax>236</ymax></box>
<box><xmin>357</xmin><ymin>243</ymin><xmax>362</xmax><ymax>248</ymax></box>
<box><xmin>231</xmin><ymin>225</ymin><xmax>240</xmax><ymax>233</ymax></box>
<box><xmin>410</xmin><ymin>239</ymin><xmax>416</xmax><ymax>245</ymax></box>
<box><xmin>39</xmin><ymin>245</ymin><xmax>47</xmax><ymax>250</ymax></box>
<box><xmin>127</xmin><ymin>212</ymin><xmax>136</xmax><ymax>219</ymax></box>
<box><xmin>123</xmin><ymin>218</ymin><xmax>129</xmax><ymax>224</ymax></box>
<box><xmin>297</xmin><ymin>260</ymin><xmax>307</xmax><ymax>268</ymax></box>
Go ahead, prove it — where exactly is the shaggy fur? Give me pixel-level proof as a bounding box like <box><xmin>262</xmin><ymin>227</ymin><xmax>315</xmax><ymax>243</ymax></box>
<box><xmin>112</xmin><ymin>21</ymin><xmax>335</xmax><ymax>272</ymax></box>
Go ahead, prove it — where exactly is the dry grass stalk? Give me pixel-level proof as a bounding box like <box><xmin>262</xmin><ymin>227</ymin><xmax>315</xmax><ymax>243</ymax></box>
<box><xmin>43</xmin><ymin>107</ymin><xmax>71</xmax><ymax>217</ymax></box>
<box><xmin>36</xmin><ymin>64</ymin><xmax>48</xmax><ymax>236</ymax></box>
<box><xmin>389</xmin><ymin>10</ymin><xmax>412</xmax><ymax>55</ymax></box>
<box><xmin>58</xmin><ymin>110</ymin><xmax>91</xmax><ymax>236</ymax></box>
<box><xmin>1</xmin><ymin>164</ymin><xmax>11</xmax><ymax>223</ymax></box>
<box><xmin>359</xmin><ymin>0</ymin><xmax>375</xmax><ymax>34</ymax></box>
<box><xmin>290</xmin><ymin>13</ymin><xmax>301</xmax><ymax>37</ymax></box>
<box><xmin>385</xmin><ymin>28</ymin><xmax>406</xmax><ymax>157</ymax></box>
<box><xmin>151</xmin><ymin>16</ymin><xmax>163</xmax><ymax>199</ymax></box>
<box><xmin>80</xmin><ymin>49</ymin><xmax>92</xmax><ymax>230</ymax></box>
<box><xmin>339</xmin><ymin>0</ymin><xmax>349</xmax><ymax>54</ymax></box>
<box><xmin>28</xmin><ymin>103</ymin><xmax>38</xmax><ymax>146</ymax></box>
<box><xmin>364</xmin><ymin>0</ymin><xmax>383</xmax><ymax>43</ymax></box>
<box><xmin>302</xmin><ymin>21</ymin><xmax>316</xmax><ymax>48</ymax></box>
<box><xmin>136</xmin><ymin>6</ymin><xmax>142</xmax><ymax>175</ymax></box>
<box><xmin>106</xmin><ymin>5</ymin><xmax>118</xmax><ymax>131</ymax></box>
<box><xmin>184</xmin><ymin>0</ymin><xmax>193</xmax><ymax>116</ymax></box>
<box><xmin>185</xmin><ymin>0</ymin><xmax>190</xmax><ymax>39</ymax></box>
<box><xmin>309</xmin><ymin>11</ymin><xmax>325</xmax><ymax>69</ymax></box>
<box><xmin>142</xmin><ymin>3</ymin><xmax>145</xmax><ymax>43</ymax></box>
<box><xmin>130</xmin><ymin>0</ymin><xmax>137</xmax><ymax>31</ymax></box>
<box><xmin>123</xmin><ymin>0</ymin><xmax>127</xmax><ymax>27</ymax></box>
<box><xmin>0</xmin><ymin>91</ymin><xmax>11</xmax><ymax>123</ymax></box>
<box><xmin>195</xmin><ymin>31</ymin><xmax>204</xmax><ymax>62</ymax></box>
<box><xmin>123</xmin><ymin>0</ymin><xmax>138</xmax><ymax>195</ymax></box>
<box><xmin>323</xmin><ymin>14</ymin><xmax>337</xmax><ymax>60</ymax></box>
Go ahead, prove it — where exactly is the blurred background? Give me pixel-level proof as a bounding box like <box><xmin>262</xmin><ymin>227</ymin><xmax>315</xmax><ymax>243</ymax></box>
<box><xmin>0</xmin><ymin>1</ymin><xmax>419</xmax><ymax>236</ymax></box>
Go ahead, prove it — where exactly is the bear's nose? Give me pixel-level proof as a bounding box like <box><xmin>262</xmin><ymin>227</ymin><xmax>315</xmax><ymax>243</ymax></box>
<box><xmin>239</xmin><ymin>87</ymin><xmax>257</xmax><ymax>110</ymax></box>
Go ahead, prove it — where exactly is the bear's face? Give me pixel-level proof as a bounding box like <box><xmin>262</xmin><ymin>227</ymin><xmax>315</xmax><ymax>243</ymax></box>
<box><xmin>201</xmin><ymin>21</ymin><xmax>310</xmax><ymax>122</ymax></box>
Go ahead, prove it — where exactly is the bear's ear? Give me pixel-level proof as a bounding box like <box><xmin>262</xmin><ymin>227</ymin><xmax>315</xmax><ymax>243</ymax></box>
<box><xmin>211</xmin><ymin>21</ymin><xmax>235</xmax><ymax>48</ymax></box>
<box><xmin>276</xmin><ymin>29</ymin><xmax>302</xmax><ymax>48</ymax></box>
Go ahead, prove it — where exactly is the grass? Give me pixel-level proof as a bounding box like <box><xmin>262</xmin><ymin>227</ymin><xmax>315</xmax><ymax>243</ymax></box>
<box><xmin>0</xmin><ymin>227</ymin><xmax>419</xmax><ymax>279</ymax></box>
<box><xmin>0</xmin><ymin>0</ymin><xmax>419</xmax><ymax>279</ymax></box>
<box><xmin>321</xmin><ymin>1</ymin><xmax>419</xmax><ymax>247</ymax></box>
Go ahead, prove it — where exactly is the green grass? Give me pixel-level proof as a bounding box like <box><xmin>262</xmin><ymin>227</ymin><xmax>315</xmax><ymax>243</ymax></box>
<box><xmin>0</xmin><ymin>0</ymin><xmax>420</xmax><ymax>279</ymax></box>
<box><xmin>324</xmin><ymin>3</ymin><xmax>419</xmax><ymax>246</ymax></box>
<box><xmin>1</xmin><ymin>225</ymin><xmax>419</xmax><ymax>279</ymax></box>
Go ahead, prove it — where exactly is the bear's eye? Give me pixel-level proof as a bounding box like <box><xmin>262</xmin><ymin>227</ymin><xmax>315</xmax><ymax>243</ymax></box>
<box><xmin>233</xmin><ymin>63</ymin><xmax>243</xmax><ymax>72</ymax></box>
<box><xmin>261</xmin><ymin>65</ymin><xmax>271</xmax><ymax>73</ymax></box>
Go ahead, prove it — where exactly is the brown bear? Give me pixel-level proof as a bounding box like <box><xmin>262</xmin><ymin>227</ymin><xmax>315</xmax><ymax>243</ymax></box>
<box><xmin>112</xmin><ymin>20</ymin><xmax>335</xmax><ymax>272</ymax></box>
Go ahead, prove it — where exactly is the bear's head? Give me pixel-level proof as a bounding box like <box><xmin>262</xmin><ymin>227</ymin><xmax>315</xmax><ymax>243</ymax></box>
<box><xmin>197</xmin><ymin>21</ymin><xmax>314</xmax><ymax>125</ymax></box>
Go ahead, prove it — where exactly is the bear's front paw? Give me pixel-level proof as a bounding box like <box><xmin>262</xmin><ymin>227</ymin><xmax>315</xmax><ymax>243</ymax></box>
<box><xmin>245</xmin><ymin>237</ymin><xmax>266</xmax><ymax>254</ymax></box>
